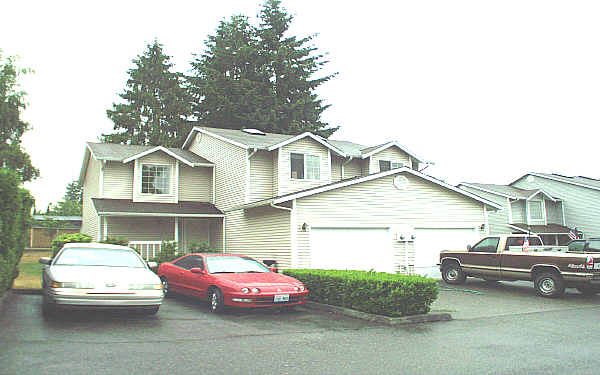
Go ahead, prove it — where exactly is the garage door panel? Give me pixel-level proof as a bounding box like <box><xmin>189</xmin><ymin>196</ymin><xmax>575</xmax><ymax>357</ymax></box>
<box><xmin>311</xmin><ymin>228</ymin><xmax>393</xmax><ymax>273</ymax></box>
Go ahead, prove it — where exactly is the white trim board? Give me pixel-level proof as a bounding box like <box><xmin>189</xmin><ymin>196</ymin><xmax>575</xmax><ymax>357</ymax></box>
<box><xmin>122</xmin><ymin>146</ymin><xmax>196</xmax><ymax>167</ymax></box>
<box><xmin>267</xmin><ymin>132</ymin><xmax>346</xmax><ymax>157</ymax></box>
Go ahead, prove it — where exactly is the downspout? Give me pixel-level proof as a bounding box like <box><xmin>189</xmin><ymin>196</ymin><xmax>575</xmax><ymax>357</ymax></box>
<box><xmin>246</xmin><ymin>148</ymin><xmax>258</xmax><ymax>203</ymax></box>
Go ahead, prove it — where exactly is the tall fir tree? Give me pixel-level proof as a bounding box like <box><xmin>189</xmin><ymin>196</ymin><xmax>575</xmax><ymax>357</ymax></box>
<box><xmin>0</xmin><ymin>50</ymin><xmax>39</xmax><ymax>182</ymax></box>
<box><xmin>189</xmin><ymin>0</ymin><xmax>338</xmax><ymax>137</ymax></box>
<box><xmin>103</xmin><ymin>40</ymin><xmax>192</xmax><ymax>147</ymax></box>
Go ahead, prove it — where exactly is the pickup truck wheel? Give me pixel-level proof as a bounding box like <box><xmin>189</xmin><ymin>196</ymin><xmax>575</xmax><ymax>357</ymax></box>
<box><xmin>576</xmin><ymin>286</ymin><xmax>600</xmax><ymax>296</ymax></box>
<box><xmin>534</xmin><ymin>272</ymin><xmax>565</xmax><ymax>298</ymax></box>
<box><xmin>442</xmin><ymin>263</ymin><xmax>466</xmax><ymax>285</ymax></box>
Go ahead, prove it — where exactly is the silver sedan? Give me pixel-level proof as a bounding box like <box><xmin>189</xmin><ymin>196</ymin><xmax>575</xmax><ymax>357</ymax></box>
<box><xmin>40</xmin><ymin>243</ymin><xmax>164</xmax><ymax>315</ymax></box>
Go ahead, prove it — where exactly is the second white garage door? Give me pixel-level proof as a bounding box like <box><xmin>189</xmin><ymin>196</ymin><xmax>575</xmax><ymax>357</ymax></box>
<box><xmin>414</xmin><ymin>228</ymin><xmax>480</xmax><ymax>276</ymax></box>
<box><xmin>310</xmin><ymin>227</ymin><xmax>393</xmax><ymax>273</ymax></box>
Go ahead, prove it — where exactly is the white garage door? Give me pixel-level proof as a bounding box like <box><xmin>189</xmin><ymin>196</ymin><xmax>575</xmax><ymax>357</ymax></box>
<box><xmin>414</xmin><ymin>228</ymin><xmax>480</xmax><ymax>276</ymax></box>
<box><xmin>310</xmin><ymin>228</ymin><xmax>393</xmax><ymax>273</ymax></box>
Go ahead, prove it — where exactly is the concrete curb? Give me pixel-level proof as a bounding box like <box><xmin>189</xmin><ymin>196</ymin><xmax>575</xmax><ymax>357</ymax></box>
<box><xmin>304</xmin><ymin>301</ymin><xmax>452</xmax><ymax>326</ymax></box>
<box><xmin>11</xmin><ymin>288</ymin><xmax>42</xmax><ymax>295</ymax></box>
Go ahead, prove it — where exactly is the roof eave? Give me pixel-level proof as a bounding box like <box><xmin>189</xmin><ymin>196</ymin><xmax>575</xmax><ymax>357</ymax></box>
<box><xmin>121</xmin><ymin>146</ymin><xmax>195</xmax><ymax>167</ymax></box>
<box><xmin>266</xmin><ymin>132</ymin><xmax>347</xmax><ymax>157</ymax></box>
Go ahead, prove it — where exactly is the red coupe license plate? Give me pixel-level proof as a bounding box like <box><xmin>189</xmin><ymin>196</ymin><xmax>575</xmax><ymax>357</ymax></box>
<box><xmin>274</xmin><ymin>294</ymin><xmax>289</xmax><ymax>303</ymax></box>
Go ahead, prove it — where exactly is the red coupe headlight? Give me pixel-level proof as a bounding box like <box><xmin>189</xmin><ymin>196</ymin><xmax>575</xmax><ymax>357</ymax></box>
<box><xmin>241</xmin><ymin>288</ymin><xmax>250</xmax><ymax>294</ymax></box>
<box><xmin>251</xmin><ymin>288</ymin><xmax>260</xmax><ymax>294</ymax></box>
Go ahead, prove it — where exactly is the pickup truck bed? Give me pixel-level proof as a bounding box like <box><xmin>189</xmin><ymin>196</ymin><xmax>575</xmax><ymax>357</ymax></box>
<box><xmin>439</xmin><ymin>234</ymin><xmax>600</xmax><ymax>298</ymax></box>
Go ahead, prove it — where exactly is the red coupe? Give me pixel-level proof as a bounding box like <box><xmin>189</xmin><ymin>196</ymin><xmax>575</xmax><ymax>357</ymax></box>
<box><xmin>157</xmin><ymin>254</ymin><xmax>309</xmax><ymax>313</ymax></box>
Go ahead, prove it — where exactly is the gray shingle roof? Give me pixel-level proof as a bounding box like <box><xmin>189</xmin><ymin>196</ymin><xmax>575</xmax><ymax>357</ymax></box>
<box><xmin>87</xmin><ymin>142</ymin><xmax>212</xmax><ymax>165</ymax></box>
<box><xmin>528</xmin><ymin>173</ymin><xmax>600</xmax><ymax>191</ymax></box>
<box><xmin>460</xmin><ymin>183</ymin><xmax>547</xmax><ymax>200</ymax></box>
<box><xmin>92</xmin><ymin>199</ymin><xmax>223</xmax><ymax>216</ymax></box>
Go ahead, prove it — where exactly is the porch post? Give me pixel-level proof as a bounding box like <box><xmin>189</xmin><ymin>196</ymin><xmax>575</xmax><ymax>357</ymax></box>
<box><xmin>174</xmin><ymin>217</ymin><xmax>179</xmax><ymax>249</ymax></box>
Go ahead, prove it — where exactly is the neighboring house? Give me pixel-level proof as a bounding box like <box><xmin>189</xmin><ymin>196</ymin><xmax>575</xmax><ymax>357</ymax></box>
<box><xmin>510</xmin><ymin>173</ymin><xmax>600</xmax><ymax>239</ymax></box>
<box><xmin>79</xmin><ymin>143</ymin><xmax>225</xmax><ymax>259</ymax></box>
<box><xmin>29</xmin><ymin>215</ymin><xmax>82</xmax><ymax>249</ymax></box>
<box><xmin>458</xmin><ymin>183</ymin><xmax>572</xmax><ymax>245</ymax></box>
<box><xmin>80</xmin><ymin>127</ymin><xmax>502</xmax><ymax>274</ymax></box>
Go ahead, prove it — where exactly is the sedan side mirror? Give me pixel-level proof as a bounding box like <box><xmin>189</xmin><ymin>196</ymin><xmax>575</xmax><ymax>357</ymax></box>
<box><xmin>39</xmin><ymin>257</ymin><xmax>52</xmax><ymax>265</ymax></box>
<box><xmin>190</xmin><ymin>268</ymin><xmax>205</xmax><ymax>274</ymax></box>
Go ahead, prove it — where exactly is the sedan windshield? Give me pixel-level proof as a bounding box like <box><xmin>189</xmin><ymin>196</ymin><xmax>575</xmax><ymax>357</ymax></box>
<box><xmin>205</xmin><ymin>256</ymin><xmax>270</xmax><ymax>274</ymax></box>
<box><xmin>53</xmin><ymin>248</ymin><xmax>146</xmax><ymax>268</ymax></box>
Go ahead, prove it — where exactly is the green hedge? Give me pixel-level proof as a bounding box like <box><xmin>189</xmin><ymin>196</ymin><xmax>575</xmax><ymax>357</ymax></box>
<box><xmin>0</xmin><ymin>169</ymin><xmax>34</xmax><ymax>297</ymax></box>
<box><xmin>282</xmin><ymin>269</ymin><xmax>439</xmax><ymax>317</ymax></box>
<box><xmin>51</xmin><ymin>233</ymin><xmax>92</xmax><ymax>256</ymax></box>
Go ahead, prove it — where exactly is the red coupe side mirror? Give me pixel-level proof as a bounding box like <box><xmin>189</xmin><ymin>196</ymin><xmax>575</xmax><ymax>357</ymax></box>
<box><xmin>269</xmin><ymin>267</ymin><xmax>278</xmax><ymax>273</ymax></box>
<box><xmin>190</xmin><ymin>268</ymin><xmax>204</xmax><ymax>274</ymax></box>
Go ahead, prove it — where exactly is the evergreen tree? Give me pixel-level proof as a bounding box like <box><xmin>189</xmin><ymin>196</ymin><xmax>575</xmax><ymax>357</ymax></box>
<box><xmin>0</xmin><ymin>50</ymin><xmax>39</xmax><ymax>182</ymax></box>
<box><xmin>103</xmin><ymin>40</ymin><xmax>192</xmax><ymax>147</ymax></box>
<box><xmin>189</xmin><ymin>1</ymin><xmax>338</xmax><ymax>137</ymax></box>
<box><xmin>257</xmin><ymin>0</ymin><xmax>338</xmax><ymax>137</ymax></box>
<box><xmin>64</xmin><ymin>180</ymin><xmax>82</xmax><ymax>205</ymax></box>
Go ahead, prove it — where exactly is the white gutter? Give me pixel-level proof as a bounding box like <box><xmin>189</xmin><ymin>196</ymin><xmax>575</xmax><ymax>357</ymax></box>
<box><xmin>270</xmin><ymin>202</ymin><xmax>292</xmax><ymax>212</ymax></box>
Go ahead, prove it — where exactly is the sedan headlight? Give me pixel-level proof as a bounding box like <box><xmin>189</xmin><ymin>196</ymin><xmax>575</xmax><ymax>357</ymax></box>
<box><xmin>128</xmin><ymin>284</ymin><xmax>163</xmax><ymax>290</ymax></box>
<box><xmin>50</xmin><ymin>281</ymin><xmax>94</xmax><ymax>289</ymax></box>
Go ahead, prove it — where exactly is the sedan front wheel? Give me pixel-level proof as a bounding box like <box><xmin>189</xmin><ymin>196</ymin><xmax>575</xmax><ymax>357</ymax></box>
<box><xmin>208</xmin><ymin>288</ymin><xmax>224</xmax><ymax>313</ymax></box>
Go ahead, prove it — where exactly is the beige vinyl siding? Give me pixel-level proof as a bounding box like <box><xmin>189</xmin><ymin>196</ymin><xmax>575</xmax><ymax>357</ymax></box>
<box><xmin>105</xmin><ymin>217</ymin><xmax>175</xmax><ymax>242</ymax></box>
<box><xmin>343</xmin><ymin>159</ymin><xmax>362</xmax><ymax>179</ymax></box>
<box><xmin>103</xmin><ymin>161</ymin><xmax>133</xmax><ymax>199</ymax></box>
<box><xmin>182</xmin><ymin>218</ymin><xmax>209</xmax><ymax>246</ymax></box>
<box><xmin>81</xmin><ymin>156</ymin><xmax>101</xmax><ymax>240</ymax></box>
<box><xmin>513</xmin><ymin>175</ymin><xmax>600</xmax><ymax>237</ymax></box>
<box><xmin>133</xmin><ymin>152</ymin><xmax>177</xmax><ymax>203</ymax></box>
<box><xmin>249</xmin><ymin>150</ymin><xmax>273</xmax><ymax>202</ymax></box>
<box><xmin>178</xmin><ymin>164</ymin><xmax>212</xmax><ymax>202</ymax></box>
<box><xmin>331</xmin><ymin>155</ymin><xmax>343</xmax><ymax>182</ymax></box>
<box><xmin>361</xmin><ymin>158</ymin><xmax>370</xmax><ymax>175</ymax></box>
<box><xmin>225</xmin><ymin>207</ymin><xmax>292</xmax><ymax>269</ymax></box>
<box><xmin>279</xmin><ymin>138</ymin><xmax>331</xmax><ymax>196</ymax></box>
<box><xmin>369</xmin><ymin>147</ymin><xmax>411</xmax><ymax>173</ymax></box>
<box><xmin>294</xmin><ymin>173</ymin><xmax>485</xmax><ymax>270</ymax></box>
<box><xmin>209</xmin><ymin>218</ymin><xmax>224</xmax><ymax>251</ymax></box>
<box><xmin>189</xmin><ymin>133</ymin><xmax>246</xmax><ymax>211</ymax></box>
<box><xmin>459</xmin><ymin>186</ymin><xmax>511</xmax><ymax>234</ymax></box>
<box><xmin>511</xmin><ymin>200</ymin><xmax>526</xmax><ymax>223</ymax></box>
<box><xmin>545</xmin><ymin>200</ymin><xmax>563</xmax><ymax>225</ymax></box>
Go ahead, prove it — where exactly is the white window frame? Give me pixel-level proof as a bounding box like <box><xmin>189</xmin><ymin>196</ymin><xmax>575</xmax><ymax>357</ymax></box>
<box><xmin>528</xmin><ymin>200</ymin><xmax>543</xmax><ymax>220</ymax></box>
<box><xmin>290</xmin><ymin>152</ymin><xmax>321</xmax><ymax>181</ymax></box>
<box><xmin>379</xmin><ymin>160</ymin><xmax>404</xmax><ymax>172</ymax></box>
<box><xmin>140</xmin><ymin>163</ymin><xmax>171</xmax><ymax>195</ymax></box>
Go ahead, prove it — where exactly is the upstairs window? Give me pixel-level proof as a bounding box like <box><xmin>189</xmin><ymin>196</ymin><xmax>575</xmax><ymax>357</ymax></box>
<box><xmin>141</xmin><ymin>164</ymin><xmax>170</xmax><ymax>194</ymax></box>
<box><xmin>290</xmin><ymin>153</ymin><xmax>320</xmax><ymax>180</ymax></box>
<box><xmin>528</xmin><ymin>201</ymin><xmax>543</xmax><ymax>220</ymax></box>
<box><xmin>379</xmin><ymin>160</ymin><xmax>404</xmax><ymax>172</ymax></box>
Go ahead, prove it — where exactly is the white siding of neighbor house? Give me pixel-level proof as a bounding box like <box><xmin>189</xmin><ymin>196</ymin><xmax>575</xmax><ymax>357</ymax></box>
<box><xmin>513</xmin><ymin>175</ymin><xmax>600</xmax><ymax>238</ymax></box>
<box><xmin>81</xmin><ymin>155</ymin><xmax>101</xmax><ymax>240</ymax></box>
<box><xmin>546</xmin><ymin>200</ymin><xmax>563</xmax><ymax>225</ymax></box>
<box><xmin>132</xmin><ymin>152</ymin><xmax>178</xmax><ymax>203</ymax></box>
<box><xmin>331</xmin><ymin>155</ymin><xmax>343</xmax><ymax>182</ymax></box>
<box><xmin>224</xmin><ymin>207</ymin><xmax>292</xmax><ymax>268</ymax></box>
<box><xmin>273</xmin><ymin>150</ymin><xmax>279</xmax><ymax>196</ymax></box>
<box><xmin>178</xmin><ymin>164</ymin><xmax>212</xmax><ymax>202</ymax></box>
<box><xmin>294</xmin><ymin>173</ymin><xmax>486</xmax><ymax>271</ymax></box>
<box><xmin>459</xmin><ymin>186</ymin><xmax>511</xmax><ymax>235</ymax></box>
<box><xmin>189</xmin><ymin>133</ymin><xmax>246</xmax><ymax>211</ymax></box>
<box><xmin>249</xmin><ymin>150</ymin><xmax>273</xmax><ymax>202</ymax></box>
<box><xmin>103</xmin><ymin>161</ymin><xmax>134</xmax><ymax>199</ymax></box>
<box><xmin>343</xmin><ymin>158</ymin><xmax>363</xmax><ymax>179</ymax></box>
<box><xmin>278</xmin><ymin>138</ymin><xmax>331</xmax><ymax>196</ymax></box>
<box><xmin>511</xmin><ymin>200</ymin><xmax>526</xmax><ymax>223</ymax></box>
<box><xmin>369</xmin><ymin>147</ymin><xmax>411</xmax><ymax>173</ymax></box>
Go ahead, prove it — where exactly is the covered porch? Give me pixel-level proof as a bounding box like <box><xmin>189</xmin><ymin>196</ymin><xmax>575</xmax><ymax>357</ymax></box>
<box><xmin>509</xmin><ymin>223</ymin><xmax>576</xmax><ymax>245</ymax></box>
<box><xmin>92</xmin><ymin>198</ymin><xmax>225</xmax><ymax>259</ymax></box>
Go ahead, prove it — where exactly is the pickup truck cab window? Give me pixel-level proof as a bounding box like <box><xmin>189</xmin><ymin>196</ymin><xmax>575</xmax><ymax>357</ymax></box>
<box><xmin>470</xmin><ymin>237</ymin><xmax>500</xmax><ymax>253</ymax></box>
<box><xmin>504</xmin><ymin>236</ymin><xmax>542</xmax><ymax>250</ymax></box>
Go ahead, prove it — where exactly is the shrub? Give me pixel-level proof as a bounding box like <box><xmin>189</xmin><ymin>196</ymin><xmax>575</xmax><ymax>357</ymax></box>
<box><xmin>282</xmin><ymin>269</ymin><xmax>439</xmax><ymax>317</ymax></box>
<box><xmin>100</xmin><ymin>237</ymin><xmax>130</xmax><ymax>247</ymax></box>
<box><xmin>149</xmin><ymin>241</ymin><xmax>181</xmax><ymax>264</ymax></box>
<box><xmin>51</xmin><ymin>233</ymin><xmax>92</xmax><ymax>256</ymax></box>
<box><xmin>188</xmin><ymin>241</ymin><xmax>220</xmax><ymax>253</ymax></box>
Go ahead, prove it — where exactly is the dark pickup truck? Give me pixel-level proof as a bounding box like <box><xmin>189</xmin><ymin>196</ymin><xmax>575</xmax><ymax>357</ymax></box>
<box><xmin>439</xmin><ymin>234</ymin><xmax>600</xmax><ymax>298</ymax></box>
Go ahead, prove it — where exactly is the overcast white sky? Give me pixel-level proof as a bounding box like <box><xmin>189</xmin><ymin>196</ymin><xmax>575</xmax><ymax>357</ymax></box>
<box><xmin>2</xmin><ymin>0</ymin><xmax>599</xmax><ymax>210</ymax></box>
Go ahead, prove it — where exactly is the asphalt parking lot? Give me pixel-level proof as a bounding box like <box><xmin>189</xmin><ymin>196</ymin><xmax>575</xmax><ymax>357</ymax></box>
<box><xmin>2</xmin><ymin>279</ymin><xmax>600</xmax><ymax>375</ymax></box>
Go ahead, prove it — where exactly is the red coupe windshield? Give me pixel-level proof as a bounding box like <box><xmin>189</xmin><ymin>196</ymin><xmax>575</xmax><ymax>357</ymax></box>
<box><xmin>205</xmin><ymin>256</ymin><xmax>269</xmax><ymax>274</ymax></box>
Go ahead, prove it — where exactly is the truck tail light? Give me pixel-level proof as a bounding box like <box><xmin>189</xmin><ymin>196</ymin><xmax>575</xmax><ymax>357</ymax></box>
<box><xmin>586</xmin><ymin>256</ymin><xmax>594</xmax><ymax>270</ymax></box>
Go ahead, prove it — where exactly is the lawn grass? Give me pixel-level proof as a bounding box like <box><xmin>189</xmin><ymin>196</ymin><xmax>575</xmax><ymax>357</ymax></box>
<box><xmin>13</xmin><ymin>251</ymin><xmax>51</xmax><ymax>289</ymax></box>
